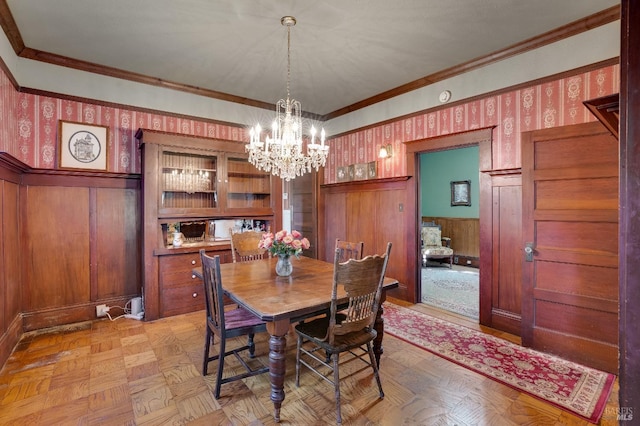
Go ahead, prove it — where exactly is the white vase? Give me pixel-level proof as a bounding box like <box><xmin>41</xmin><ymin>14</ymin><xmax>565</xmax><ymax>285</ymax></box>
<box><xmin>173</xmin><ymin>232</ymin><xmax>184</xmax><ymax>247</ymax></box>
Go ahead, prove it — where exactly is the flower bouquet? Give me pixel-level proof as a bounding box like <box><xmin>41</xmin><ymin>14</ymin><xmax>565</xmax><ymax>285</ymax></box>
<box><xmin>259</xmin><ymin>230</ymin><xmax>310</xmax><ymax>277</ymax></box>
<box><xmin>258</xmin><ymin>229</ymin><xmax>310</xmax><ymax>258</ymax></box>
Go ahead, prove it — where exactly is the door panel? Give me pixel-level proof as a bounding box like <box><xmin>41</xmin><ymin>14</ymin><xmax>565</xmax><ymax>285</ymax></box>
<box><xmin>522</xmin><ymin>121</ymin><xmax>618</xmax><ymax>374</ymax></box>
<box><xmin>290</xmin><ymin>172</ymin><xmax>317</xmax><ymax>258</ymax></box>
<box><xmin>484</xmin><ymin>174</ymin><xmax>522</xmax><ymax>336</ymax></box>
<box><xmin>25</xmin><ymin>186</ymin><xmax>91</xmax><ymax>310</ymax></box>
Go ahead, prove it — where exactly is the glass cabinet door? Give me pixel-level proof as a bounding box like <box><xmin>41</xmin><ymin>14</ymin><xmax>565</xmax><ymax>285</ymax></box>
<box><xmin>161</xmin><ymin>151</ymin><xmax>217</xmax><ymax>210</ymax></box>
<box><xmin>226</xmin><ymin>156</ymin><xmax>271</xmax><ymax>210</ymax></box>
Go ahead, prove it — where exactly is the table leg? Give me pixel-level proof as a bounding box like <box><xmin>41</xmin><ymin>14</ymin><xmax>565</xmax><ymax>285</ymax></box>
<box><xmin>373</xmin><ymin>292</ymin><xmax>388</xmax><ymax>367</ymax></box>
<box><xmin>266</xmin><ymin>320</ymin><xmax>290</xmax><ymax>422</ymax></box>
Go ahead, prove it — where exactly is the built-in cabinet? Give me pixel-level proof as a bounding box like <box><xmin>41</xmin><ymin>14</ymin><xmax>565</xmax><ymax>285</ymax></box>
<box><xmin>158</xmin><ymin>148</ymin><xmax>273</xmax><ymax>217</ymax></box>
<box><xmin>137</xmin><ymin>129</ymin><xmax>282</xmax><ymax>320</ymax></box>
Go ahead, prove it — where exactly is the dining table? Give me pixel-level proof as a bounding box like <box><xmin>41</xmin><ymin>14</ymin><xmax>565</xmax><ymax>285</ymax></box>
<box><xmin>192</xmin><ymin>255</ymin><xmax>399</xmax><ymax>423</ymax></box>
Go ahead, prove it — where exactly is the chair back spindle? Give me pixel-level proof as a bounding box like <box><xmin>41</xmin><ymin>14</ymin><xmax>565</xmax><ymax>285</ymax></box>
<box><xmin>335</xmin><ymin>239</ymin><xmax>364</xmax><ymax>263</ymax></box>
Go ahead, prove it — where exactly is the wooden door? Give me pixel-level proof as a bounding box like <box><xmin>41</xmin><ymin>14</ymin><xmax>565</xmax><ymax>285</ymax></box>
<box><xmin>290</xmin><ymin>171</ymin><xmax>317</xmax><ymax>258</ymax></box>
<box><xmin>521</xmin><ymin>121</ymin><xmax>618</xmax><ymax>374</ymax></box>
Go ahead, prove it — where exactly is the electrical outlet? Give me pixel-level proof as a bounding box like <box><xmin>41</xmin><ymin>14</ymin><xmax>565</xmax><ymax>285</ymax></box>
<box><xmin>96</xmin><ymin>304</ymin><xmax>109</xmax><ymax>317</ymax></box>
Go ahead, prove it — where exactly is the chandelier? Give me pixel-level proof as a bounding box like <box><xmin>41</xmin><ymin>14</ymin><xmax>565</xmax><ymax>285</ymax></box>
<box><xmin>246</xmin><ymin>16</ymin><xmax>329</xmax><ymax>181</ymax></box>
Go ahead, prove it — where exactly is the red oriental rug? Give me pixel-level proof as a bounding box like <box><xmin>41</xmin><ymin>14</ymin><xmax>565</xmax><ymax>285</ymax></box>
<box><xmin>382</xmin><ymin>303</ymin><xmax>615</xmax><ymax>424</ymax></box>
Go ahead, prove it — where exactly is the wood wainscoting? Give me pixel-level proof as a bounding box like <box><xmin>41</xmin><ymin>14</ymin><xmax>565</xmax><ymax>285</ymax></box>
<box><xmin>0</xmin><ymin>152</ymin><xmax>142</xmax><ymax>370</ymax></box>
<box><xmin>320</xmin><ymin>177</ymin><xmax>411</xmax><ymax>300</ymax></box>
<box><xmin>21</xmin><ymin>170</ymin><xmax>141</xmax><ymax>331</ymax></box>
<box><xmin>421</xmin><ymin>216</ymin><xmax>479</xmax><ymax>266</ymax></box>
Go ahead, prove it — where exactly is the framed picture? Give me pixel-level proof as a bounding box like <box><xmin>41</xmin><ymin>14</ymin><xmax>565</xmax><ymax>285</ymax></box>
<box><xmin>353</xmin><ymin>163</ymin><xmax>367</xmax><ymax>181</ymax></box>
<box><xmin>367</xmin><ymin>161</ymin><xmax>377</xmax><ymax>179</ymax></box>
<box><xmin>451</xmin><ymin>180</ymin><xmax>471</xmax><ymax>206</ymax></box>
<box><xmin>336</xmin><ymin>166</ymin><xmax>349</xmax><ymax>182</ymax></box>
<box><xmin>58</xmin><ymin>120</ymin><xmax>109</xmax><ymax>171</ymax></box>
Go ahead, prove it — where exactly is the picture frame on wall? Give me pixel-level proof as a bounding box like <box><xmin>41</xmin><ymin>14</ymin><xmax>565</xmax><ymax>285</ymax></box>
<box><xmin>451</xmin><ymin>180</ymin><xmax>471</xmax><ymax>206</ymax></box>
<box><xmin>353</xmin><ymin>163</ymin><xmax>368</xmax><ymax>180</ymax></box>
<box><xmin>367</xmin><ymin>161</ymin><xmax>377</xmax><ymax>179</ymax></box>
<box><xmin>336</xmin><ymin>166</ymin><xmax>349</xmax><ymax>182</ymax></box>
<box><xmin>58</xmin><ymin>120</ymin><xmax>109</xmax><ymax>171</ymax></box>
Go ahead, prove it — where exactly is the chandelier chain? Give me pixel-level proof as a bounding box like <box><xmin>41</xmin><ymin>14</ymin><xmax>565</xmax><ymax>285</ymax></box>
<box><xmin>286</xmin><ymin>24</ymin><xmax>291</xmax><ymax>101</ymax></box>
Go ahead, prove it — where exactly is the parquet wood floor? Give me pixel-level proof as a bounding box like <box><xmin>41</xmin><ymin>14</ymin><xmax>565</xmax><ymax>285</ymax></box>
<box><xmin>0</xmin><ymin>299</ymin><xmax>619</xmax><ymax>425</ymax></box>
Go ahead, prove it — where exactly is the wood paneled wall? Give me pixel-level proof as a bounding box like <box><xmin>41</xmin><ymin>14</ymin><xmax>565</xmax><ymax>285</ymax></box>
<box><xmin>421</xmin><ymin>216</ymin><xmax>479</xmax><ymax>259</ymax></box>
<box><xmin>319</xmin><ymin>177</ymin><xmax>410</xmax><ymax>300</ymax></box>
<box><xmin>0</xmin><ymin>153</ymin><xmax>141</xmax><ymax>368</ymax></box>
<box><xmin>21</xmin><ymin>172</ymin><xmax>141</xmax><ymax>330</ymax></box>
<box><xmin>0</xmin><ymin>154</ymin><xmax>23</xmax><ymax>369</ymax></box>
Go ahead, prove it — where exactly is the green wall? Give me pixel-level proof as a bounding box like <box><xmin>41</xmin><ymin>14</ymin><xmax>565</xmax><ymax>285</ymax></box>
<box><xmin>420</xmin><ymin>146</ymin><xmax>479</xmax><ymax>218</ymax></box>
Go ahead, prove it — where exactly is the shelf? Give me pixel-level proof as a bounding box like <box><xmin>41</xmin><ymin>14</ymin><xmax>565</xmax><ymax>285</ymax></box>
<box><xmin>163</xmin><ymin>190</ymin><xmax>217</xmax><ymax>194</ymax></box>
<box><xmin>228</xmin><ymin>171</ymin><xmax>269</xmax><ymax>177</ymax></box>
<box><xmin>162</xmin><ymin>167</ymin><xmax>216</xmax><ymax>173</ymax></box>
<box><xmin>227</xmin><ymin>192</ymin><xmax>270</xmax><ymax>196</ymax></box>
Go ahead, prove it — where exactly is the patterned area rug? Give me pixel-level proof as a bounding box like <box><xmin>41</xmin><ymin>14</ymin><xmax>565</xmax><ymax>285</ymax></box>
<box><xmin>422</xmin><ymin>267</ymin><xmax>479</xmax><ymax>318</ymax></box>
<box><xmin>382</xmin><ymin>302</ymin><xmax>615</xmax><ymax>424</ymax></box>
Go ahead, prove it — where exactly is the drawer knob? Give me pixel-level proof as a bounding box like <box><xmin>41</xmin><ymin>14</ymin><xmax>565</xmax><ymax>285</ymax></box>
<box><xmin>191</xmin><ymin>260</ymin><xmax>196</xmax><ymax>265</ymax></box>
<box><xmin>191</xmin><ymin>274</ymin><xmax>196</xmax><ymax>279</ymax></box>
<box><xmin>192</xmin><ymin>292</ymin><xmax>198</xmax><ymax>298</ymax></box>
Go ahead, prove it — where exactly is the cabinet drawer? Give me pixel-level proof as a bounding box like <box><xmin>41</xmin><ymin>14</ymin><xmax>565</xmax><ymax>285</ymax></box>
<box><xmin>159</xmin><ymin>253</ymin><xmax>201</xmax><ymax>288</ymax></box>
<box><xmin>161</xmin><ymin>283</ymin><xmax>205</xmax><ymax>316</ymax></box>
<box><xmin>160</xmin><ymin>253</ymin><xmax>201</xmax><ymax>272</ymax></box>
<box><xmin>160</xmin><ymin>268</ymin><xmax>201</xmax><ymax>288</ymax></box>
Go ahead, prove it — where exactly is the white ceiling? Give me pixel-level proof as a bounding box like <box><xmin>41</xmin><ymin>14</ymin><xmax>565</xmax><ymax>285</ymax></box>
<box><xmin>5</xmin><ymin>0</ymin><xmax>619</xmax><ymax>117</ymax></box>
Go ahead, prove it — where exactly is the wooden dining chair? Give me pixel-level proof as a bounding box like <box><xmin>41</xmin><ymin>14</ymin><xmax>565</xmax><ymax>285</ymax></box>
<box><xmin>294</xmin><ymin>243</ymin><xmax>392</xmax><ymax>425</ymax></box>
<box><xmin>335</xmin><ymin>239</ymin><xmax>364</xmax><ymax>262</ymax></box>
<box><xmin>229</xmin><ymin>229</ymin><xmax>269</xmax><ymax>263</ymax></box>
<box><xmin>200</xmin><ymin>250</ymin><xmax>269</xmax><ymax>399</ymax></box>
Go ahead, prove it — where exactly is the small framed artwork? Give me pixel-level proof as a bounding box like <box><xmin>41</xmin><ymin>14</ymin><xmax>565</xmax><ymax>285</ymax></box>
<box><xmin>58</xmin><ymin>120</ymin><xmax>109</xmax><ymax>171</ymax></box>
<box><xmin>451</xmin><ymin>180</ymin><xmax>471</xmax><ymax>206</ymax></box>
<box><xmin>367</xmin><ymin>161</ymin><xmax>377</xmax><ymax>179</ymax></box>
<box><xmin>337</xmin><ymin>166</ymin><xmax>349</xmax><ymax>182</ymax></box>
<box><xmin>353</xmin><ymin>163</ymin><xmax>367</xmax><ymax>181</ymax></box>
<box><xmin>348</xmin><ymin>164</ymin><xmax>355</xmax><ymax>181</ymax></box>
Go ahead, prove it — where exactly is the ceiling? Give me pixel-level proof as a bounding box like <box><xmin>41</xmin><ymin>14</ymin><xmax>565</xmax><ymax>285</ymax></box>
<box><xmin>2</xmin><ymin>0</ymin><xmax>619</xmax><ymax>118</ymax></box>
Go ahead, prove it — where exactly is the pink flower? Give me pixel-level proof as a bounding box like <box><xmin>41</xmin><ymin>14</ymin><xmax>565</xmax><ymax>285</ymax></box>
<box><xmin>259</xmin><ymin>229</ymin><xmax>308</xmax><ymax>258</ymax></box>
<box><xmin>259</xmin><ymin>237</ymin><xmax>273</xmax><ymax>249</ymax></box>
<box><xmin>301</xmin><ymin>238</ymin><xmax>310</xmax><ymax>250</ymax></box>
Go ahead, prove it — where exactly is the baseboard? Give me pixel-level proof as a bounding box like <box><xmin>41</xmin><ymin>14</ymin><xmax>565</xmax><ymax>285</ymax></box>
<box><xmin>22</xmin><ymin>296</ymin><xmax>133</xmax><ymax>332</ymax></box>
<box><xmin>453</xmin><ymin>255</ymin><xmax>479</xmax><ymax>268</ymax></box>
<box><xmin>0</xmin><ymin>313</ymin><xmax>23</xmax><ymax>369</ymax></box>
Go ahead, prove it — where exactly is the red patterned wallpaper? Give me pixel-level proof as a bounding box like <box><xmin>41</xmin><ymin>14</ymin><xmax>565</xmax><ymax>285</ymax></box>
<box><xmin>0</xmin><ymin>64</ymin><xmax>618</xmax><ymax>176</ymax></box>
<box><xmin>325</xmin><ymin>64</ymin><xmax>619</xmax><ymax>183</ymax></box>
<box><xmin>0</xmin><ymin>74</ymin><xmax>247</xmax><ymax>173</ymax></box>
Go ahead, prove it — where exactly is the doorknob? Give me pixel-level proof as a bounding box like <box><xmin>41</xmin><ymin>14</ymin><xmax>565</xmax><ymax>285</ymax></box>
<box><xmin>524</xmin><ymin>242</ymin><xmax>535</xmax><ymax>262</ymax></box>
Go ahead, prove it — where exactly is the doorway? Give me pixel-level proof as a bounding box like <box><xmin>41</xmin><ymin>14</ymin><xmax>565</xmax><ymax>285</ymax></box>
<box><xmin>419</xmin><ymin>147</ymin><xmax>480</xmax><ymax>319</ymax></box>
<box><xmin>404</xmin><ymin>127</ymin><xmax>494</xmax><ymax>328</ymax></box>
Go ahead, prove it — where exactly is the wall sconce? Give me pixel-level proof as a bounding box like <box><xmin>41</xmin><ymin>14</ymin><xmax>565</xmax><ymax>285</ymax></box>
<box><xmin>379</xmin><ymin>144</ymin><xmax>393</xmax><ymax>159</ymax></box>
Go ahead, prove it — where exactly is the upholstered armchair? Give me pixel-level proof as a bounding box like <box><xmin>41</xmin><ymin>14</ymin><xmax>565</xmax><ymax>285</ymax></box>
<box><xmin>421</xmin><ymin>222</ymin><xmax>453</xmax><ymax>268</ymax></box>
